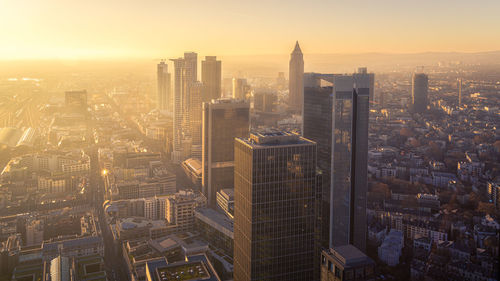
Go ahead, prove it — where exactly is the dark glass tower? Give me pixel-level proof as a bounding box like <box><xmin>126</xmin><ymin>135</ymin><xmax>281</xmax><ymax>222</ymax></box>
<box><xmin>234</xmin><ymin>131</ymin><xmax>317</xmax><ymax>281</ymax></box>
<box><xmin>202</xmin><ymin>99</ymin><xmax>250</xmax><ymax>207</ymax></box>
<box><xmin>411</xmin><ymin>73</ymin><xmax>428</xmax><ymax>113</ymax></box>
<box><xmin>303</xmin><ymin>74</ymin><xmax>369</xmax><ymax>253</ymax></box>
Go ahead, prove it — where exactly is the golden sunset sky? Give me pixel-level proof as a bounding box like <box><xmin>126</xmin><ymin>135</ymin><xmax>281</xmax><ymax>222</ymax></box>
<box><xmin>1</xmin><ymin>0</ymin><xmax>499</xmax><ymax>59</ymax></box>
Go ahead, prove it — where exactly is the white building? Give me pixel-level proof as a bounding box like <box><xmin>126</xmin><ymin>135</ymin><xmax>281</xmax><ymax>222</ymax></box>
<box><xmin>378</xmin><ymin>230</ymin><xmax>403</xmax><ymax>266</ymax></box>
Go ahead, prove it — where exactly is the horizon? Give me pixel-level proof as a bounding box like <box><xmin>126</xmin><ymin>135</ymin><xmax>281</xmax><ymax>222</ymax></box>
<box><xmin>2</xmin><ymin>0</ymin><xmax>500</xmax><ymax>60</ymax></box>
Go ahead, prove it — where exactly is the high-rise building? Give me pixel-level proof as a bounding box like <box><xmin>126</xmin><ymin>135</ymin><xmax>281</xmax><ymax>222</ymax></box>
<box><xmin>289</xmin><ymin>41</ymin><xmax>304</xmax><ymax>113</ymax></box>
<box><xmin>190</xmin><ymin>82</ymin><xmax>203</xmax><ymax>159</ymax></box>
<box><xmin>457</xmin><ymin>78</ymin><xmax>462</xmax><ymax>107</ymax></box>
<box><xmin>201</xmin><ymin>99</ymin><xmax>249</xmax><ymax>207</ymax></box>
<box><xmin>303</xmin><ymin>74</ymin><xmax>369</xmax><ymax>252</ymax></box>
<box><xmin>232</xmin><ymin>78</ymin><xmax>248</xmax><ymax>100</ymax></box>
<box><xmin>170</xmin><ymin>58</ymin><xmax>185</xmax><ymax>162</ymax></box>
<box><xmin>253</xmin><ymin>89</ymin><xmax>277</xmax><ymax>112</ymax></box>
<box><xmin>170</xmin><ymin>52</ymin><xmax>198</xmax><ymax>162</ymax></box>
<box><xmin>157</xmin><ymin>61</ymin><xmax>171</xmax><ymax>111</ymax></box>
<box><xmin>183</xmin><ymin>52</ymin><xmax>198</xmax><ymax>83</ymax></box>
<box><xmin>234</xmin><ymin>130</ymin><xmax>317</xmax><ymax>281</ymax></box>
<box><xmin>411</xmin><ymin>73</ymin><xmax>429</xmax><ymax>113</ymax></box>
<box><xmin>353</xmin><ymin>67</ymin><xmax>375</xmax><ymax>103</ymax></box>
<box><xmin>201</xmin><ymin>56</ymin><xmax>222</xmax><ymax>102</ymax></box>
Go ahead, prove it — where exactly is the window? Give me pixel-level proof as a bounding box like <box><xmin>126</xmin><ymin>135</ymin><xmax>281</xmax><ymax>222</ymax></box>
<box><xmin>335</xmin><ymin>266</ymin><xmax>341</xmax><ymax>278</ymax></box>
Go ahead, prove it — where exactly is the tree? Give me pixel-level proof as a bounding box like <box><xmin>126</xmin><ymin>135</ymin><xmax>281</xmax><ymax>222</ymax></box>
<box><xmin>476</xmin><ymin>202</ymin><xmax>499</xmax><ymax>217</ymax></box>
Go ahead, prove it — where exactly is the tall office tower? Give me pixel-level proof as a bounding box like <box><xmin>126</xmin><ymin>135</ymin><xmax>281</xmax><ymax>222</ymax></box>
<box><xmin>354</xmin><ymin>67</ymin><xmax>375</xmax><ymax>103</ymax></box>
<box><xmin>157</xmin><ymin>61</ymin><xmax>171</xmax><ymax>111</ymax></box>
<box><xmin>170</xmin><ymin>58</ymin><xmax>185</xmax><ymax>162</ymax></box>
<box><xmin>289</xmin><ymin>41</ymin><xmax>304</xmax><ymax>113</ymax></box>
<box><xmin>303</xmin><ymin>74</ymin><xmax>369</xmax><ymax>253</ymax></box>
<box><xmin>457</xmin><ymin>78</ymin><xmax>462</xmax><ymax>107</ymax></box>
<box><xmin>201</xmin><ymin>99</ymin><xmax>249</xmax><ymax>207</ymax></box>
<box><xmin>183</xmin><ymin>52</ymin><xmax>198</xmax><ymax>83</ymax></box>
<box><xmin>182</xmin><ymin>52</ymin><xmax>198</xmax><ymax>129</ymax></box>
<box><xmin>232</xmin><ymin>78</ymin><xmax>248</xmax><ymax>99</ymax></box>
<box><xmin>411</xmin><ymin>73</ymin><xmax>429</xmax><ymax>113</ymax></box>
<box><xmin>234</xmin><ymin>130</ymin><xmax>317</xmax><ymax>281</ymax></box>
<box><xmin>170</xmin><ymin>52</ymin><xmax>198</xmax><ymax>162</ymax></box>
<box><xmin>201</xmin><ymin>56</ymin><xmax>221</xmax><ymax>102</ymax></box>
<box><xmin>190</xmin><ymin>82</ymin><xmax>203</xmax><ymax>159</ymax></box>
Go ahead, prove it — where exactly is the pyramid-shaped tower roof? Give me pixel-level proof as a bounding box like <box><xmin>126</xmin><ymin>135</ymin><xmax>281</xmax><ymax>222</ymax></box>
<box><xmin>292</xmin><ymin>41</ymin><xmax>302</xmax><ymax>54</ymax></box>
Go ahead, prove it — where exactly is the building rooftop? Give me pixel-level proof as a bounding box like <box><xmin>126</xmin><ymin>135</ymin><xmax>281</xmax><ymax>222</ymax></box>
<box><xmin>326</xmin><ymin>245</ymin><xmax>375</xmax><ymax>268</ymax></box>
<box><xmin>145</xmin><ymin>255</ymin><xmax>220</xmax><ymax>281</ymax></box>
<box><xmin>195</xmin><ymin>208</ymin><xmax>234</xmax><ymax>239</ymax></box>
<box><xmin>239</xmin><ymin>130</ymin><xmax>315</xmax><ymax>147</ymax></box>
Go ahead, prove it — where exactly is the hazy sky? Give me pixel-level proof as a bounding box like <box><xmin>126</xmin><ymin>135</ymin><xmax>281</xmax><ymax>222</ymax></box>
<box><xmin>1</xmin><ymin>0</ymin><xmax>499</xmax><ymax>59</ymax></box>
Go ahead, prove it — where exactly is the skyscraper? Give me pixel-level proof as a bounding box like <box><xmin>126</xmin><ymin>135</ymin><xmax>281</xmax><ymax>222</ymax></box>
<box><xmin>289</xmin><ymin>41</ymin><xmax>304</xmax><ymax>113</ymax></box>
<box><xmin>170</xmin><ymin>58</ymin><xmax>185</xmax><ymax>162</ymax></box>
<box><xmin>157</xmin><ymin>61</ymin><xmax>171</xmax><ymax>111</ymax></box>
<box><xmin>171</xmin><ymin>52</ymin><xmax>199</xmax><ymax>162</ymax></box>
<box><xmin>190</xmin><ymin>82</ymin><xmax>203</xmax><ymax>159</ymax></box>
<box><xmin>353</xmin><ymin>67</ymin><xmax>375</xmax><ymax>103</ymax></box>
<box><xmin>303</xmin><ymin>74</ymin><xmax>369</xmax><ymax>252</ymax></box>
<box><xmin>201</xmin><ymin>99</ymin><xmax>249</xmax><ymax>207</ymax></box>
<box><xmin>234</xmin><ymin>130</ymin><xmax>317</xmax><ymax>281</ymax></box>
<box><xmin>411</xmin><ymin>73</ymin><xmax>429</xmax><ymax>113</ymax></box>
<box><xmin>232</xmin><ymin>78</ymin><xmax>248</xmax><ymax>100</ymax></box>
<box><xmin>201</xmin><ymin>56</ymin><xmax>221</xmax><ymax>102</ymax></box>
<box><xmin>457</xmin><ymin>78</ymin><xmax>462</xmax><ymax>107</ymax></box>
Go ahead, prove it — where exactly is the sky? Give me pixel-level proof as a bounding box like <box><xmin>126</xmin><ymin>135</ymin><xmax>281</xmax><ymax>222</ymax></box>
<box><xmin>0</xmin><ymin>0</ymin><xmax>499</xmax><ymax>60</ymax></box>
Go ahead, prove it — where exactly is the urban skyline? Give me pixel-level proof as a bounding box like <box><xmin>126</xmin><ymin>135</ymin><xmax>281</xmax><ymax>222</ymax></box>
<box><xmin>0</xmin><ymin>2</ymin><xmax>499</xmax><ymax>281</ymax></box>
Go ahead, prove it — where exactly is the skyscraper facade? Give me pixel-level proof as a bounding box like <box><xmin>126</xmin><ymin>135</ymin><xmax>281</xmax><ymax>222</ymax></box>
<box><xmin>201</xmin><ymin>99</ymin><xmax>250</xmax><ymax>207</ymax></box>
<box><xmin>232</xmin><ymin>78</ymin><xmax>248</xmax><ymax>100</ymax></box>
<box><xmin>411</xmin><ymin>73</ymin><xmax>429</xmax><ymax>113</ymax></box>
<box><xmin>234</xmin><ymin>130</ymin><xmax>317</xmax><ymax>281</ymax></box>
<box><xmin>157</xmin><ymin>61</ymin><xmax>171</xmax><ymax>111</ymax></box>
<box><xmin>303</xmin><ymin>74</ymin><xmax>370</xmax><ymax>253</ymax></box>
<box><xmin>458</xmin><ymin>78</ymin><xmax>462</xmax><ymax>107</ymax></box>
<box><xmin>201</xmin><ymin>56</ymin><xmax>222</xmax><ymax>102</ymax></box>
<box><xmin>190</xmin><ymin>82</ymin><xmax>203</xmax><ymax>159</ymax></box>
<box><xmin>353</xmin><ymin>67</ymin><xmax>375</xmax><ymax>103</ymax></box>
<box><xmin>170</xmin><ymin>58</ymin><xmax>185</xmax><ymax>162</ymax></box>
<box><xmin>170</xmin><ymin>52</ymin><xmax>199</xmax><ymax>162</ymax></box>
<box><xmin>289</xmin><ymin>41</ymin><xmax>304</xmax><ymax>113</ymax></box>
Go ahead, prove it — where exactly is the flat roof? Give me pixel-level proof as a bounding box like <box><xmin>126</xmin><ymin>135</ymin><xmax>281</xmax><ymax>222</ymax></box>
<box><xmin>238</xmin><ymin>130</ymin><xmax>315</xmax><ymax>148</ymax></box>
<box><xmin>324</xmin><ymin>245</ymin><xmax>374</xmax><ymax>268</ymax></box>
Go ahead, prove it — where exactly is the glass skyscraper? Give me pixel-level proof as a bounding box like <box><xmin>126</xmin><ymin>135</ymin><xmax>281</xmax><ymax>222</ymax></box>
<box><xmin>202</xmin><ymin>99</ymin><xmax>250</xmax><ymax>207</ymax></box>
<box><xmin>303</xmin><ymin>74</ymin><xmax>369</xmax><ymax>253</ymax></box>
<box><xmin>234</xmin><ymin>131</ymin><xmax>317</xmax><ymax>281</ymax></box>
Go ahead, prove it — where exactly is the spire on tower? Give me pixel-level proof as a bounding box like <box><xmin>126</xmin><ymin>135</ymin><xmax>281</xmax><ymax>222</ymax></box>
<box><xmin>292</xmin><ymin>41</ymin><xmax>302</xmax><ymax>54</ymax></box>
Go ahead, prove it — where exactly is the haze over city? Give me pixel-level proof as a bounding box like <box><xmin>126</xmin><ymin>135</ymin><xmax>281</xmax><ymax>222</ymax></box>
<box><xmin>0</xmin><ymin>1</ymin><xmax>499</xmax><ymax>281</ymax></box>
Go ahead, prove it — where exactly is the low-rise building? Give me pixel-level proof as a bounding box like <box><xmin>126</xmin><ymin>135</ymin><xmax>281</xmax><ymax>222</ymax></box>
<box><xmin>320</xmin><ymin>245</ymin><xmax>375</xmax><ymax>281</ymax></box>
<box><xmin>378</xmin><ymin>230</ymin><xmax>403</xmax><ymax>266</ymax></box>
